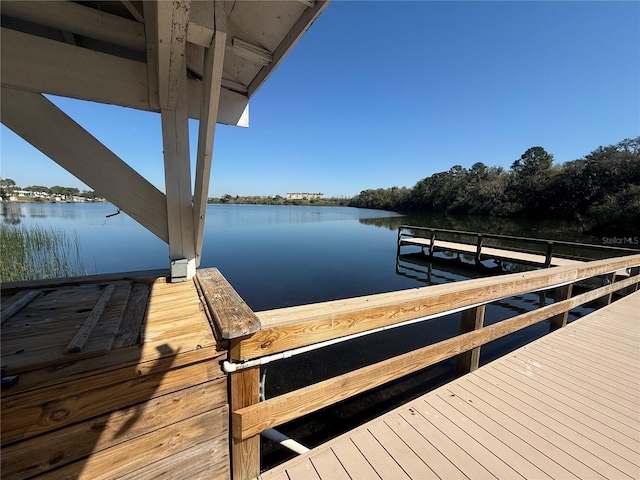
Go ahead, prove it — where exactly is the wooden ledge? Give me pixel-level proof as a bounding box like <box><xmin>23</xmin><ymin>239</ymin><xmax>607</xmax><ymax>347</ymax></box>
<box><xmin>196</xmin><ymin>268</ymin><xmax>261</xmax><ymax>340</ymax></box>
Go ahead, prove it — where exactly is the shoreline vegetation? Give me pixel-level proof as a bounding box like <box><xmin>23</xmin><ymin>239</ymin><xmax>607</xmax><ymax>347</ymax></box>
<box><xmin>0</xmin><ymin>225</ymin><xmax>88</xmax><ymax>283</ymax></box>
<box><xmin>349</xmin><ymin>137</ymin><xmax>640</xmax><ymax>236</ymax></box>
<box><xmin>5</xmin><ymin>137</ymin><xmax>637</xmax><ymax>236</ymax></box>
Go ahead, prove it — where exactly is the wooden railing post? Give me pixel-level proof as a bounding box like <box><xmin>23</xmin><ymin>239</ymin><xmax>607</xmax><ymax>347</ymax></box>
<box><xmin>630</xmin><ymin>267</ymin><xmax>639</xmax><ymax>293</ymax></box>
<box><xmin>549</xmin><ymin>284</ymin><xmax>573</xmax><ymax>331</ymax></box>
<box><xmin>475</xmin><ymin>235</ymin><xmax>483</xmax><ymax>264</ymax></box>
<box><xmin>544</xmin><ymin>242</ymin><xmax>554</xmax><ymax>268</ymax></box>
<box><xmin>598</xmin><ymin>272</ymin><xmax>616</xmax><ymax>307</ymax></box>
<box><xmin>456</xmin><ymin>305</ymin><xmax>486</xmax><ymax>375</ymax></box>
<box><xmin>195</xmin><ymin>269</ymin><xmax>262</xmax><ymax>480</ymax></box>
<box><xmin>230</xmin><ymin>343</ymin><xmax>260</xmax><ymax>480</ymax></box>
<box><xmin>428</xmin><ymin>229</ymin><xmax>436</xmax><ymax>257</ymax></box>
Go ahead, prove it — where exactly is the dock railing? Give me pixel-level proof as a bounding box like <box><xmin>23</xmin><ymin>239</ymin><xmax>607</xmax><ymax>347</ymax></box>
<box><xmin>397</xmin><ymin>225</ymin><xmax>640</xmax><ymax>267</ymax></box>
<box><xmin>199</xmin><ymin>254</ymin><xmax>640</xmax><ymax>480</ymax></box>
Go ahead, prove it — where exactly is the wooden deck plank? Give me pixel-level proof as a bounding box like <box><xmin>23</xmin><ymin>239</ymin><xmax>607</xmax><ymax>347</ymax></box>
<box><xmin>502</xmin><ymin>355</ymin><xmax>640</xmax><ymax>416</ymax></box>
<box><xmin>439</xmin><ymin>381</ymin><xmax>592</xmax><ymax>479</ymax></box>
<box><xmin>351</xmin><ymin>429</ymin><xmax>410</xmax><ymax>479</ymax></box>
<box><xmin>308</xmin><ymin>447</ymin><xmax>351</xmax><ymax>480</ymax></box>
<box><xmin>522</xmin><ymin>343</ymin><xmax>639</xmax><ymax>391</ymax></box>
<box><xmin>485</xmin><ymin>364</ymin><xmax>639</xmax><ymax>439</ymax></box>
<box><xmin>285</xmin><ymin>457</ymin><xmax>321</xmax><ymax>480</ymax></box>
<box><xmin>418</xmin><ymin>397</ymin><xmax>523</xmax><ymax>480</ymax></box>
<box><xmin>469</xmin><ymin>368</ymin><xmax>638</xmax><ymax>450</ymax></box>
<box><xmin>439</xmin><ymin>383</ymin><xmax>579</xmax><ymax>480</ymax></box>
<box><xmin>400</xmin><ymin>400</ymin><xmax>495</xmax><ymax>479</ymax></box>
<box><xmin>367</xmin><ymin>421</ymin><xmax>438</xmax><ymax>480</ymax></box>
<box><xmin>423</xmin><ymin>395</ymin><xmax>532</xmax><ymax>480</ymax></box>
<box><xmin>388</xmin><ymin>412</ymin><xmax>467</xmax><ymax>480</ymax></box>
<box><xmin>329</xmin><ymin>438</ymin><xmax>382</xmax><ymax>480</ymax></box>
<box><xmin>262</xmin><ymin>291</ymin><xmax>640</xmax><ymax>480</ymax></box>
<box><xmin>461</xmin><ymin>374</ymin><xmax>634</xmax><ymax>479</ymax></box>
<box><xmin>510</xmin><ymin>351</ymin><xmax>639</xmax><ymax>405</ymax></box>
<box><xmin>538</xmin><ymin>336</ymin><xmax>640</xmax><ymax>375</ymax></box>
<box><xmin>465</xmin><ymin>364</ymin><xmax>640</xmax><ymax>475</ymax></box>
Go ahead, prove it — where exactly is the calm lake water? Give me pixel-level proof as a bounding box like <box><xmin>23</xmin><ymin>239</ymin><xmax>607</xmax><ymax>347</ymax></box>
<box><xmin>0</xmin><ymin>202</ymin><xmax>617</xmax><ymax>468</ymax></box>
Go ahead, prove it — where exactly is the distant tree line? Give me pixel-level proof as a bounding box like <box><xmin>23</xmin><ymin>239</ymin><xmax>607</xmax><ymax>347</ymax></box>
<box><xmin>349</xmin><ymin>137</ymin><xmax>640</xmax><ymax>234</ymax></box>
<box><xmin>208</xmin><ymin>194</ymin><xmax>351</xmax><ymax>207</ymax></box>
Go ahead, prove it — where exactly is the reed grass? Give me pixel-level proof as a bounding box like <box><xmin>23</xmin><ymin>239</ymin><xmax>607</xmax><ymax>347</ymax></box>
<box><xmin>1</xmin><ymin>225</ymin><xmax>88</xmax><ymax>283</ymax></box>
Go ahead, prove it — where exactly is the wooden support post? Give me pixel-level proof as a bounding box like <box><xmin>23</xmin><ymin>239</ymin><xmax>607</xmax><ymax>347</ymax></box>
<box><xmin>549</xmin><ymin>284</ymin><xmax>573</xmax><ymax>331</ymax></box>
<box><xmin>456</xmin><ymin>305</ymin><xmax>486</xmax><ymax>376</ymax></box>
<box><xmin>193</xmin><ymin>2</ymin><xmax>227</xmax><ymax>266</ymax></box>
<box><xmin>429</xmin><ymin>229</ymin><xmax>436</xmax><ymax>257</ymax></box>
<box><xmin>598</xmin><ymin>272</ymin><xmax>616</xmax><ymax>307</ymax></box>
<box><xmin>630</xmin><ymin>267</ymin><xmax>639</xmax><ymax>293</ymax></box>
<box><xmin>544</xmin><ymin>242</ymin><xmax>554</xmax><ymax>268</ymax></box>
<box><xmin>158</xmin><ymin>0</ymin><xmax>196</xmax><ymax>281</ymax></box>
<box><xmin>230</xmin><ymin>341</ymin><xmax>260</xmax><ymax>480</ymax></box>
<box><xmin>396</xmin><ymin>227</ymin><xmax>402</xmax><ymax>257</ymax></box>
<box><xmin>475</xmin><ymin>235</ymin><xmax>483</xmax><ymax>264</ymax></box>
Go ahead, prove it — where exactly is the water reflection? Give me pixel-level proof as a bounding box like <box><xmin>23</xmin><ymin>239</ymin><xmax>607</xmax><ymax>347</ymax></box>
<box><xmin>360</xmin><ymin>212</ymin><xmax>603</xmax><ymax>245</ymax></box>
<box><xmin>1</xmin><ymin>203</ymin><xmax>25</xmax><ymax>225</ymax></box>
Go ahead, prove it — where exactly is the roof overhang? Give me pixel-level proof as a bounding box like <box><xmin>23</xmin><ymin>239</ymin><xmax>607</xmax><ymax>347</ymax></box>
<box><xmin>1</xmin><ymin>0</ymin><xmax>329</xmax><ymax>127</ymax></box>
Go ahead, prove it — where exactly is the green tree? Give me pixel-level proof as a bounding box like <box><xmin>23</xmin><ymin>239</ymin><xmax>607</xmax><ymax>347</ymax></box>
<box><xmin>511</xmin><ymin>147</ymin><xmax>553</xmax><ymax>178</ymax></box>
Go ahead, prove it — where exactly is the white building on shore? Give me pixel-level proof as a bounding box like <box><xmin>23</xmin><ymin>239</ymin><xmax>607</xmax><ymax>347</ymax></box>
<box><xmin>286</xmin><ymin>192</ymin><xmax>324</xmax><ymax>200</ymax></box>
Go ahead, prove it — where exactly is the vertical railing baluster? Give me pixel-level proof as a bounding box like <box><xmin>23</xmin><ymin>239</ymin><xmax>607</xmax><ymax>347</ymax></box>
<box><xmin>456</xmin><ymin>305</ymin><xmax>486</xmax><ymax>375</ymax></box>
<box><xmin>549</xmin><ymin>284</ymin><xmax>573</xmax><ymax>331</ymax></box>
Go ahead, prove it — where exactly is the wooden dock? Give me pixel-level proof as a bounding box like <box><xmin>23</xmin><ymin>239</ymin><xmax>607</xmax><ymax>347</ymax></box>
<box><xmin>1</xmin><ymin>271</ymin><xmax>230</xmax><ymax>480</ymax></box>
<box><xmin>260</xmin><ymin>290</ymin><xmax>640</xmax><ymax>480</ymax></box>
<box><xmin>397</xmin><ymin>225</ymin><xmax>640</xmax><ymax>269</ymax></box>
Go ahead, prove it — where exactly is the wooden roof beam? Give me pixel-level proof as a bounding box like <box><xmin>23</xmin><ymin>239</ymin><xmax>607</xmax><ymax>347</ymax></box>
<box><xmin>121</xmin><ymin>1</ymin><xmax>145</xmax><ymax>23</ymax></box>
<box><xmin>0</xmin><ymin>87</ymin><xmax>169</xmax><ymax>243</ymax></box>
<box><xmin>1</xmin><ymin>1</ymin><xmax>146</xmax><ymax>52</ymax></box>
<box><xmin>0</xmin><ymin>27</ymin><xmax>249</xmax><ymax>125</ymax></box>
<box><xmin>193</xmin><ymin>1</ymin><xmax>228</xmax><ymax>266</ymax></box>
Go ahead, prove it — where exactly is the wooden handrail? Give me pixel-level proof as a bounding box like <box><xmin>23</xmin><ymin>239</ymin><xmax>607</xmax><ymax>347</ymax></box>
<box><xmin>398</xmin><ymin>225</ymin><xmax>640</xmax><ymax>254</ymax></box>
<box><xmin>232</xmin><ymin>254</ymin><xmax>640</xmax><ymax>361</ymax></box>
<box><xmin>232</xmin><ymin>271</ymin><xmax>640</xmax><ymax>441</ymax></box>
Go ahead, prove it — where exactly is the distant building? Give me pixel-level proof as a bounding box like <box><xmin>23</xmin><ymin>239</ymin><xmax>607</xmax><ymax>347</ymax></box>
<box><xmin>286</xmin><ymin>192</ymin><xmax>324</xmax><ymax>200</ymax></box>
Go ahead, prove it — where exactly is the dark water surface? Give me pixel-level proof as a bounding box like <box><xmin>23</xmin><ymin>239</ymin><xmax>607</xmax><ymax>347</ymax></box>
<box><xmin>1</xmin><ymin>203</ymin><xmax>619</xmax><ymax>469</ymax></box>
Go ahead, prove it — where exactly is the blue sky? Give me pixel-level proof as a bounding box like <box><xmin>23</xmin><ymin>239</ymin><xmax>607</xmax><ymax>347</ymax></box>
<box><xmin>2</xmin><ymin>1</ymin><xmax>639</xmax><ymax>198</ymax></box>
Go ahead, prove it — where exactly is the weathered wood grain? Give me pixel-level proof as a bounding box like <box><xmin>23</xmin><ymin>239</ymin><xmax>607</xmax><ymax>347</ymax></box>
<box><xmin>196</xmin><ymin>268</ymin><xmax>261</xmax><ymax>339</ymax></box>
<box><xmin>243</xmin><ymin>255</ymin><xmax>640</xmax><ymax>361</ymax></box>
<box><xmin>1</xmin><ymin>290</ymin><xmax>43</xmax><ymax>325</ymax></box>
<box><xmin>1</xmin><ymin>357</ymin><xmax>221</xmax><ymax>445</ymax></box>
<box><xmin>1</xmin><ymin>379</ymin><xmax>227</xmax><ymax>479</ymax></box>
<box><xmin>230</xmin><ymin>356</ymin><xmax>261</xmax><ymax>480</ymax></box>
<box><xmin>456</xmin><ymin>305</ymin><xmax>485</xmax><ymax>375</ymax></box>
<box><xmin>48</xmin><ymin>407</ymin><xmax>227</xmax><ymax>479</ymax></box>
<box><xmin>113</xmin><ymin>282</ymin><xmax>150</xmax><ymax>349</ymax></box>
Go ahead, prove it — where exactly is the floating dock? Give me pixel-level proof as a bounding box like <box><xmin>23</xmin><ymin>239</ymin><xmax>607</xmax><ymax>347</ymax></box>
<box><xmin>260</xmin><ymin>290</ymin><xmax>640</xmax><ymax>480</ymax></box>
